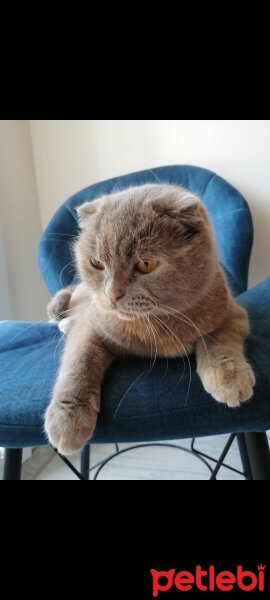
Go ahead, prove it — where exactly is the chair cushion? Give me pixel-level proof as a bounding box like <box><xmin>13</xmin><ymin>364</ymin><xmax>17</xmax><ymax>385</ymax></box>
<box><xmin>0</xmin><ymin>279</ymin><xmax>269</xmax><ymax>448</ymax></box>
<box><xmin>39</xmin><ymin>166</ymin><xmax>253</xmax><ymax>297</ymax></box>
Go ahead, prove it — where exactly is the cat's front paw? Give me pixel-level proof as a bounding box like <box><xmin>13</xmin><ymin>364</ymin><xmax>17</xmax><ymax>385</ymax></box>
<box><xmin>47</xmin><ymin>288</ymin><xmax>73</xmax><ymax>323</ymax></box>
<box><xmin>200</xmin><ymin>359</ymin><xmax>255</xmax><ymax>407</ymax></box>
<box><xmin>45</xmin><ymin>396</ymin><xmax>98</xmax><ymax>455</ymax></box>
<box><xmin>58</xmin><ymin>317</ymin><xmax>74</xmax><ymax>334</ymax></box>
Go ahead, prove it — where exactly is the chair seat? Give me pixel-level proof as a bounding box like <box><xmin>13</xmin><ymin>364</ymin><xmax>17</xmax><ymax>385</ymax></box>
<box><xmin>0</xmin><ymin>279</ymin><xmax>270</xmax><ymax>448</ymax></box>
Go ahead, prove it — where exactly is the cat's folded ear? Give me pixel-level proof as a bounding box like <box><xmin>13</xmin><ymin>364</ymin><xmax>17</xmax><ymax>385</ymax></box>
<box><xmin>152</xmin><ymin>192</ymin><xmax>206</xmax><ymax>240</ymax></box>
<box><xmin>76</xmin><ymin>199</ymin><xmax>100</xmax><ymax>227</ymax></box>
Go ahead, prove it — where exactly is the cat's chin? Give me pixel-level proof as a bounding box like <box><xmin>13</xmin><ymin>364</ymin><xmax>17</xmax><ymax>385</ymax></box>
<box><xmin>95</xmin><ymin>301</ymin><xmax>150</xmax><ymax>321</ymax></box>
<box><xmin>116</xmin><ymin>311</ymin><xmax>136</xmax><ymax>321</ymax></box>
<box><xmin>96</xmin><ymin>303</ymin><xmax>136</xmax><ymax>321</ymax></box>
<box><xmin>116</xmin><ymin>309</ymin><xmax>155</xmax><ymax>321</ymax></box>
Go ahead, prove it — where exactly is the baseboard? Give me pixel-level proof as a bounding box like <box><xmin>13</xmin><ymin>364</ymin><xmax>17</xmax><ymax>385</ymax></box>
<box><xmin>21</xmin><ymin>447</ymin><xmax>55</xmax><ymax>480</ymax></box>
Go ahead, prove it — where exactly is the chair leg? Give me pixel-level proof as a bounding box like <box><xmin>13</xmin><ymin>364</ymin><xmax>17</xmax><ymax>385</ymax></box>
<box><xmin>80</xmin><ymin>445</ymin><xmax>90</xmax><ymax>480</ymax></box>
<box><xmin>3</xmin><ymin>449</ymin><xmax>23</xmax><ymax>480</ymax></box>
<box><xmin>237</xmin><ymin>433</ymin><xmax>253</xmax><ymax>480</ymax></box>
<box><xmin>244</xmin><ymin>433</ymin><xmax>270</xmax><ymax>480</ymax></box>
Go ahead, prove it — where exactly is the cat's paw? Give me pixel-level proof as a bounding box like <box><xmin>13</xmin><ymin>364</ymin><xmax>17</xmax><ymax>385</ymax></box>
<box><xmin>200</xmin><ymin>359</ymin><xmax>255</xmax><ymax>407</ymax></box>
<box><xmin>58</xmin><ymin>317</ymin><xmax>74</xmax><ymax>334</ymax></box>
<box><xmin>45</xmin><ymin>397</ymin><xmax>98</xmax><ymax>455</ymax></box>
<box><xmin>47</xmin><ymin>288</ymin><xmax>73</xmax><ymax>323</ymax></box>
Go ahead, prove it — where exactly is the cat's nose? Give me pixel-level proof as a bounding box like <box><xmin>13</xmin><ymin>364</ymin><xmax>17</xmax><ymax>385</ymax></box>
<box><xmin>109</xmin><ymin>292</ymin><xmax>125</xmax><ymax>304</ymax></box>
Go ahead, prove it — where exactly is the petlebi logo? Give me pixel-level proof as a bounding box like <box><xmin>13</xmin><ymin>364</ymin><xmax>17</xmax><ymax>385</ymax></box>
<box><xmin>150</xmin><ymin>564</ymin><xmax>266</xmax><ymax>596</ymax></box>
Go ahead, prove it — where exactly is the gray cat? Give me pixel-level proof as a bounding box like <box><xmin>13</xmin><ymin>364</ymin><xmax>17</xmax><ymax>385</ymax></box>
<box><xmin>45</xmin><ymin>184</ymin><xmax>255</xmax><ymax>454</ymax></box>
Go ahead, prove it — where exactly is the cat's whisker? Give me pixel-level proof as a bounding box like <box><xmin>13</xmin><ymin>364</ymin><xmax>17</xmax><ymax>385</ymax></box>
<box><xmin>161</xmin><ymin>350</ymin><xmax>169</xmax><ymax>381</ymax></box>
<box><xmin>47</xmin><ymin>327</ymin><xmax>61</xmax><ymax>357</ymax></box>
<box><xmin>148</xmin><ymin>316</ymin><xmax>169</xmax><ymax>381</ymax></box>
<box><xmin>113</xmin><ymin>365</ymin><xmax>151</xmax><ymax>419</ymax></box>
<box><xmin>68</xmin><ymin>242</ymin><xmax>75</xmax><ymax>256</ymax></box>
<box><xmin>138</xmin><ymin>314</ymin><xmax>147</xmax><ymax>348</ymax></box>
<box><xmin>159</xmin><ymin>303</ymin><xmax>210</xmax><ymax>360</ymax></box>
<box><xmin>143</xmin><ymin>314</ymin><xmax>158</xmax><ymax>372</ymax></box>
<box><xmin>39</xmin><ymin>240</ymin><xmax>74</xmax><ymax>244</ymax></box>
<box><xmin>59</xmin><ymin>260</ymin><xmax>76</xmax><ymax>288</ymax></box>
<box><xmin>114</xmin><ymin>313</ymin><xmax>163</xmax><ymax>419</ymax></box>
<box><xmin>152</xmin><ymin>314</ymin><xmax>192</xmax><ymax>405</ymax></box>
<box><xmin>146</xmin><ymin>315</ymin><xmax>158</xmax><ymax>373</ymax></box>
<box><xmin>43</xmin><ymin>232</ymin><xmax>78</xmax><ymax>237</ymax></box>
<box><xmin>9</xmin><ymin>298</ymin><xmax>96</xmax><ymax>345</ymax></box>
<box><xmin>39</xmin><ymin>238</ymin><xmax>77</xmax><ymax>244</ymax></box>
<box><xmin>142</xmin><ymin>315</ymin><xmax>154</xmax><ymax>369</ymax></box>
<box><xmin>47</xmin><ymin>326</ymin><xmax>62</xmax><ymax>336</ymax></box>
<box><xmin>161</xmin><ymin>304</ymin><xmax>224</xmax><ymax>352</ymax></box>
<box><xmin>161</xmin><ymin>308</ymin><xmax>210</xmax><ymax>361</ymax></box>
<box><xmin>7</xmin><ymin>317</ymin><xmax>54</xmax><ymax>344</ymax></box>
<box><xmin>152</xmin><ymin>314</ymin><xmax>186</xmax><ymax>377</ymax></box>
<box><xmin>53</xmin><ymin>299</ymin><xmax>95</xmax><ymax>319</ymax></box>
<box><xmin>54</xmin><ymin>332</ymin><xmax>66</xmax><ymax>367</ymax></box>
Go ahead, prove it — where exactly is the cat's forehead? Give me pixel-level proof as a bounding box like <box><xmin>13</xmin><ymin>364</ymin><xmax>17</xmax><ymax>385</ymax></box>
<box><xmin>99</xmin><ymin>192</ymin><xmax>151</xmax><ymax>223</ymax></box>
<box><xmin>81</xmin><ymin>183</ymin><xmax>203</xmax><ymax>260</ymax></box>
<box><xmin>96</xmin><ymin>210</ymin><xmax>156</xmax><ymax>262</ymax></box>
<box><xmin>95</xmin><ymin>196</ymin><xmax>155</xmax><ymax>249</ymax></box>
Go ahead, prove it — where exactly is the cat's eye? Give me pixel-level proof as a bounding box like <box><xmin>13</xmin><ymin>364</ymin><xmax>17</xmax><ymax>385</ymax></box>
<box><xmin>90</xmin><ymin>258</ymin><xmax>105</xmax><ymax>270</ymax></box>
<box><xmin>136</xmin><ymin>259</ymin><xmax>158</xmax><ymax>274</ymax></box>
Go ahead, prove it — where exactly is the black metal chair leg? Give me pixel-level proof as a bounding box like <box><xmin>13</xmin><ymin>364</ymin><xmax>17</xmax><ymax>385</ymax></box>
<box><xmin>80</xmin><ymin>445</ymin><xmax>90</xmax><ymax>480</ymax></box>
<box><xmin>237</xmin><ymin>433</ymin><xmax>253</xmax><ymax>480</ymax></box>
<box><xmin>3</xmin><ymin>449</ymin><xmax>23</xmax><ymax>480</ymax></box>
<box><xmin>209</xmin><ymin>434</ymin><xmax>236</xmax><ymax>480</ymax></box>
<box><xmin>244</xmin><ymin>432</ymin><xmax>270</xmax><ymax>480</ymax></box>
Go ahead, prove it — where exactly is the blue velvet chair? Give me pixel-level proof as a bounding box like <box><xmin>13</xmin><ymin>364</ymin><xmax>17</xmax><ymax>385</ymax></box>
<box><xmin>1</xmin><ymin>166</ymin><xmax>270</xmax><ymax>480</ymax></box>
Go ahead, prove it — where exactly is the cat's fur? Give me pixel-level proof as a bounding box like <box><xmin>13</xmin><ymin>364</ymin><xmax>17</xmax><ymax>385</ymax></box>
<box><xmin>45</xmin><ymin>184</ymin><xmax>255</xmax><ymax>455</ymax></box>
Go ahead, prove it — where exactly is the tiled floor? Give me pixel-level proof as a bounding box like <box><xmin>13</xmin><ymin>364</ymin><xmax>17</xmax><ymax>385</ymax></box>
<box><xmin>35</xmin><ymin>435</ymin><xmax>245</xmax><ymax>480</ymax></box>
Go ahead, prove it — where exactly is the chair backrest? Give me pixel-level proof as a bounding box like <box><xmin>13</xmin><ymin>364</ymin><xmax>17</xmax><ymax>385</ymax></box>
<box><xmin>38</xmin><ymin>165</ymin><xmax>253</xmax><ymax>297</ymax></box>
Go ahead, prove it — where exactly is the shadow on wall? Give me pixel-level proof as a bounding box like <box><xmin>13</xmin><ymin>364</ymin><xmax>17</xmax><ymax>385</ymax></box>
<box><xmin>0</xmin><ymin>120</ymin><xmax>49</xmax><ymax>321</ymax></box>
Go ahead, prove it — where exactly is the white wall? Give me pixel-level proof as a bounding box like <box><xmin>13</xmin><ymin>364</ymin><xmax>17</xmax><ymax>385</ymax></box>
<box><xmin>31</xmin><ymin>120</ymin><xmax>270</xmax><ymax>287</ymax></box>
<box><xmin>0</xmin><ymin>221</ymin><xmax>12</xmax><ymax>319</ymax></box>
<box><xmin>0</xmin><ymin>120</ymin><xmax>49</xmax><ymax>320</ymax></box>
<box><xmin>30</xmin><ymin>120</ymin><xmax>98</xmax><ymax>227</ymax></box>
